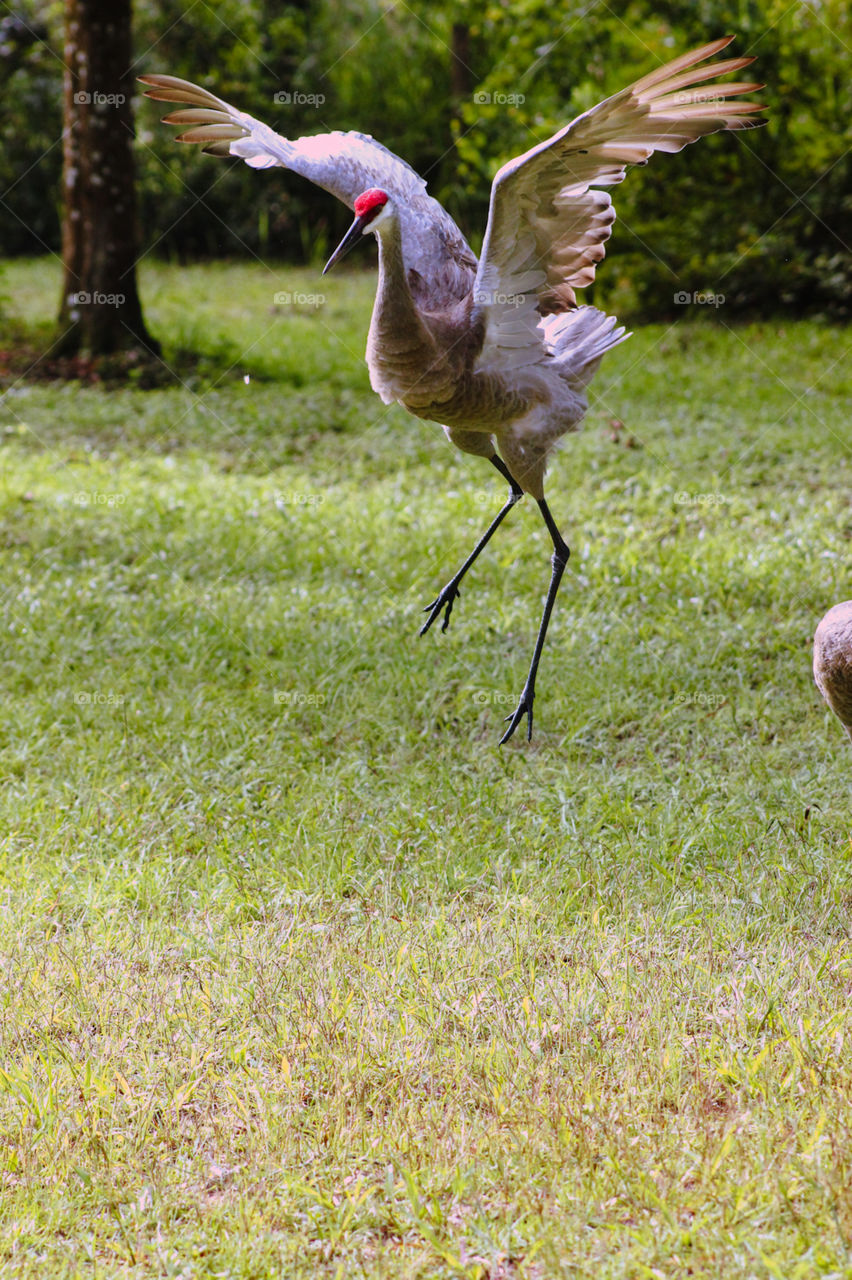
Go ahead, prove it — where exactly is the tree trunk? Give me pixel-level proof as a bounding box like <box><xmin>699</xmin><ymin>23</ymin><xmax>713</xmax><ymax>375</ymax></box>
<box><xmin>450</xmin><ymin>23</ymin><xmax>473</xmax><ymax>104</ymax></box>
<box><xmin>57</xmin><ymin>0</ymin><xmax>160</xmax><ymax>356</ymax></box>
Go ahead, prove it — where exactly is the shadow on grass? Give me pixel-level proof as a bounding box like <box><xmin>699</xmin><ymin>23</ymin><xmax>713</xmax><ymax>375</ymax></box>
<box><xmin>0</xmin><ymin>315</ymin><xmax>283</xmax><ymax>391</ymax></box>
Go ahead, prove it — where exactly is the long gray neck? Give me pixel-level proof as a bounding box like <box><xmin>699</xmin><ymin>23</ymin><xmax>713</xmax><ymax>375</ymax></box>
<box><xmin>373</xmin><ymin>216</ymin><xmax>424</xmax><ymax>338</ymax></box>
<box><xmin>365</xmin><ymin>213</ymin><xmax>447</xmax><ymax>409</ymax></box>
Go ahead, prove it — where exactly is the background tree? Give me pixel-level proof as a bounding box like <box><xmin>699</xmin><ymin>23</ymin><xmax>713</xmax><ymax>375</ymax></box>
<box><xmin>57</xmin><ymin>0</ymin><xmax>159</xmax><ymax>356</ymax></box>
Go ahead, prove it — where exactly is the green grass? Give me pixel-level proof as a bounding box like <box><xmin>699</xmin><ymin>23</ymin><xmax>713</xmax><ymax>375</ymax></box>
<box><xmin>0</xmin><ymin>257</ymin><xmax>851</xmax><ymax>1279</ymax></box>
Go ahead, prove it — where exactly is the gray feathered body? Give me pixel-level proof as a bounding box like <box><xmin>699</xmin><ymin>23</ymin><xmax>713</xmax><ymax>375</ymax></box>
<box><xmin>365</xmin><ymin>210</ymin><xmax>617</xmax><ymax>495</ymax></box>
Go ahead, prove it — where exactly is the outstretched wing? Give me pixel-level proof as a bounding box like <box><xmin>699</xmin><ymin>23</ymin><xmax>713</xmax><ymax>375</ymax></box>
<box><xmin>139</xmin><ymin>74</ymin><xmax>477</xmax><ymax>307</ymax></box>
<box><xmin>472</xmin><ymin>37</ymin><xmax>765</xmax><ymax>373</ymax></box>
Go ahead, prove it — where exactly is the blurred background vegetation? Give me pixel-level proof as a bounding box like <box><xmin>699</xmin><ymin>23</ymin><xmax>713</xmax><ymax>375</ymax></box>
<box><xmin>1</xmin><ymin>0</ymin><xmax>849</xmax><ymax>319</ymax></box>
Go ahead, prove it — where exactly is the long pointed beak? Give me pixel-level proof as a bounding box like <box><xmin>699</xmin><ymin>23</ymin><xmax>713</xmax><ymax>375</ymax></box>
<box><xmin>322</xmin><ymin>215</ymin><xmax>367</xmax><ymax>275</ymax></box>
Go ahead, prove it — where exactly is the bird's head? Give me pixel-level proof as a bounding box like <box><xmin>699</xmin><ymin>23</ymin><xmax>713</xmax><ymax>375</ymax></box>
<box><xmin>322</xmin><ymin>188</ymin><xmax>392</xmax><ymax>274</ymax></box>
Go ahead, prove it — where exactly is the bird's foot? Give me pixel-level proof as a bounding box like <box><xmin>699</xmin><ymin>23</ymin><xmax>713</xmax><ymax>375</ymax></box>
<box><xmin>500</xmin><ymin>686</ymin><xmax>535</xmax><ymax>745</ymax></box>
<box><xmin>419</xmin><ymin>582</ymin><xmax>460</xmax><ymax>636</ymax></box>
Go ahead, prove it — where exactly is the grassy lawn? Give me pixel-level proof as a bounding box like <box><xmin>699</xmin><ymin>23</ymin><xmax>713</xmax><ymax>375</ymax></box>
<box><xmin>0</xmin><ymin>257</ymin><xmax>850</xmax><ymax>1278</ymax></box>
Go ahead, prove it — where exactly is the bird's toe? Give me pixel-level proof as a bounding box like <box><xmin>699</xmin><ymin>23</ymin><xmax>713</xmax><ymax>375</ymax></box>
<box><xmin>419</xmin><ymin>584</ymin><xmax>459</xmax><ymax>636</ymax></box>
<box><xmin>500</xmin><ymin>690</ymin><xmax>534</xmax><ymax>745</ymax></box>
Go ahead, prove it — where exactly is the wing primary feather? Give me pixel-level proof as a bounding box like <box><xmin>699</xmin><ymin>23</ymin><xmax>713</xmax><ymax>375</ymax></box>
<box><xmin>472</xmin><ymin>38</ymin><xmax>764</xmax><ymax>375</ymax></box>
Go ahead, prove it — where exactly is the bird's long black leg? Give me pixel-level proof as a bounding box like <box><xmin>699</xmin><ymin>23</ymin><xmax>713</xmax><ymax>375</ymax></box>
<box><xmin>420</xmin><ymin>455</ymin><xmax>523</xmax><ymax>636</ymax></box>
<box><xmin>500</xmin><ymin>497</ymin><xmax>570</xmax><ymax>745</ymax></box>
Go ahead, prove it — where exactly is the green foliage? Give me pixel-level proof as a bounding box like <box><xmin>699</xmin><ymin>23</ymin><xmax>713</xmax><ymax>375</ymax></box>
<box><xmin>0</xmin><ymin>3</ymin><xmax>62</xmax><ymax>256</ymax></box>
<box><xmin>0</xmin><ymin>0</ymin><xmax>849</xmax><ymax>316</ymax></box>
<box><xmin>133</xmin><ymin>0</ymin><xmax>332</xmax><ymax>260</ymax></box>
<box><xmin>0</xmin><ymin>258</ymin><xmax>851</xmax><ymax>1275</ymax></box>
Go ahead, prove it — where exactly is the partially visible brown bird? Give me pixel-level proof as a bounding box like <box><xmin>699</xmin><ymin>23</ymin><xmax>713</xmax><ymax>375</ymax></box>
<box><xmin>813</xmin><ymin>602</ymin><xmax>852</xmax><ymax>742</ymax></box>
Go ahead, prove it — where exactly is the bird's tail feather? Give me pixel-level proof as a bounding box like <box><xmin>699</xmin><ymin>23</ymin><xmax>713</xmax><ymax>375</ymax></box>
<box><xmin>542</xmin><ymin>306</ymin><xmax>630</xmax><ymax>389</ymax></box>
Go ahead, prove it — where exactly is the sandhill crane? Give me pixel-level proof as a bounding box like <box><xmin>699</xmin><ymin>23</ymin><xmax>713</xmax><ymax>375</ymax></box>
<box><xmin>814</xmin><ymin>602</ymin><xmax>852</xmax><ymax>742</ymax></box>
<box><xmin>141</xmin><ymin>38</ymin><xmax>764</xmax><ymax>743</ymax></box>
